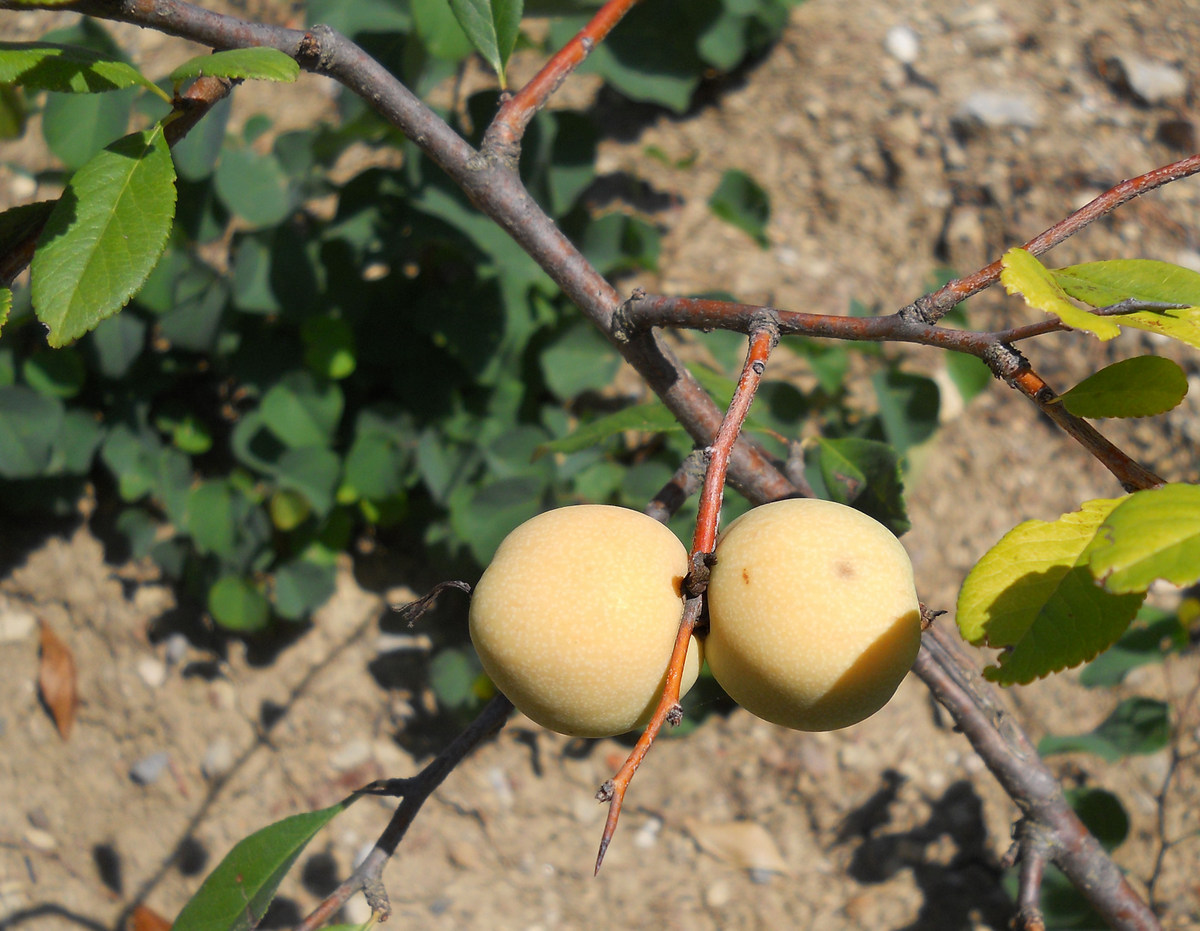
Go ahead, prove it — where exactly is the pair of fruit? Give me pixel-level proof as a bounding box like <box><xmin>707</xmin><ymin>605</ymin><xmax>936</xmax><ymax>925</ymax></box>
<box><xmin>468</xmin><ymin>499</ymin><xmax>922</xmax><ymax>738</ymax></box>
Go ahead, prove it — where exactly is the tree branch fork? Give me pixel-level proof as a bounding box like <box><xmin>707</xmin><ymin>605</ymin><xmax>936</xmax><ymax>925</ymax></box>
<box><xmin>0</xmin><ymin>2</ymin><xmax>1184</xmax><ymax>929</ymax></box>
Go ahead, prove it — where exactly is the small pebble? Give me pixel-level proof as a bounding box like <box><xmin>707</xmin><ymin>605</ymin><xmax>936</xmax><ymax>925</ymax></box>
<box><xmin>705</xmin><ymin>879</ymin><xmax>733</xmax><ymax>908</ymax></box>
<box><xmin>956</xmin><ymin>90</ymin><xmax>1041</xmax><ymax>129</ymax></box>
<box><xmin>136</xmin><ymin>657</ymin><xmax>168</xmax><ymax>689</ymax></box>
<box><xmin>201</xmin><ymin>738</ymin><xmax>235</xmax><ymax>781</ymax></box>
<box><xmin>0</xmin><ymin>609</ymin><xmax>36</xmax><ymax>643</ymax></box>
<box><xmin>884</xmin><ymin>25</ymin><xmax>919</xmax><ymax>65</ymax></box>
<box><xmin>24</xmin><ymin>828</ymin><xmax>56</xmax><ymax>852</ymax></box>
<box><xmin>130</xmin><ymin>751</ymin><xmax>170</xmax><ymax>786</ymax></box>
<box><xmin>1109</xmin><ymin>52</ymin><xmax>1187</xmax><ymax>105</ymax></box>
<box><xmin>164</xmin><ymin>633</ymin><xmax>189</xmax><ymax>667</ymax></box>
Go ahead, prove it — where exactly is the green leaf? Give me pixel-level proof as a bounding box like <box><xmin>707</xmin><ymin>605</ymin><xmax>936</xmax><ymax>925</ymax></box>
<box><xmin>957</xmin><ymin>498</ymin><xmax>1146</xmax><ymax>684</ymax></box>
<box><xmin>540</xmin><ymin>321</ymin><xmax>620</xmax><ymax>400</ymax></box>
<box><xmin>805</xmin><ymin>437</ymin><xmax>909</xmax><ymax>536</ymax></box>
<box><xmin>169</xmin><ymin>47</ymin><xmax>300</xmax><ymax>85</ymax></box>
<box><xmin>173</xmin><ymin>800</ymin><xmax>354</xmax><ymax>931</ymax></box>
<box><xmin>535</xmin><ymin>402</ymin><xmax>682</xmax><ymax>457</ymax></box>
<box><xmin>302</xmin><ymin>316</ymin><xmax>357</xmax><ymax>380</ymax></box>
<box><xmin>0</xmin><ymin>41</ymin><xmax>162</xmax><ymax>95</ymax></box>
<box><xmin>276</xmin><ymin>445</ymin><xmax>340</xmax><ymax>518</ymax></box>
<box><xmin>273</xmin><ymin>558</ymin><xmax>336</xmax><ymax>620</ymax></box>
<box><xmin>260</xmin><ymin>373</ymin><xmax>343</xmax><ymax>448</ymax></box>
<box><xmin>32</xmin><ymin>124</ymin><xmax>177</xmax><ymax>346</ymax></box>
<box><xmin>22</xmin><ymin>348</ymin><xmax>85</xmax><ymax>398</ymax></box>
<box><xmin>708</xmin><ymin>169</ymin><xmax>770</xmax><ymax>248</ymax></box>
<box><xmin>944</xmin><ymin>351</ymin><xmax>992</xmax><ymax>405</ymax></box>
<box><xmin>185</xmin><ymin>481</ymin><xmax>236</xmax><ymax>556</ymax></box>
<box><xmin>1088</xmin><ymin>483</ymin><xmax>1200</xmax><ymax>593</ymax></box>
<box><xmin>429</xmin><ymin>647</ymin><xmax>484</xmax><ymax>708</ymax></box>
<box><xmin>412</xmin><ymin>0</ymin><xmax>476</xmax><ymax>61</ymax></box>
<box><xmin>42</xmin><ymin>87</ymin><xmax>137</xmax><ymax>169</ymax></box>
<box><xmin>0</xmin><ymin>200</ymin><xmax>55</xmax><ymax>258</ymax></box>
<box><xmin>1038</xmin><ymin>697</ymin><xmax>1170</xmax><ymax>762</ymax></box>
<box><xmin>450</xmin><ymin>475</ymin><xmax>545</xmax><ymax>564</ymax></box>
<box><xmin>208</xmin><ymin>575</ymin><xmax>271</xmax><ymax>632</ymax></box>
<box><xmin>448</xmin><ymin>0</ymin><xmax>523</xmax><ymax>85</ymax></box>
<box><xmin>1079</xmin><ymin>607</ymin><xmax>1188</xmax><ymax>688</ymax></box>
<box><xmin>1000</xmin><ymin>247</ymin><xmax>1120</xmax><ymax>340</ymax></box>
<box><xmin>1064</xmin><ymin>787</ymin><xmax>1129</xmax><ymax>852</ymax></box>
<box><xmin>871</xmin><ymin>369</ymin><xmax>940</xmax><ymax>454</ymax></box>
<box><xmin>1053</xmin><ymin>258</ymin><xmax>1200</xmax><ymax>308</ymax></box>
<box><xmin>0</xmin><ymin>288</ymin><xmax>9</xmax><ymax>336</ymax></box>
<box><xmin>1059</xmin><ymin>356</ymin><xmax>1188</xmax><ymax>419</ymax></box>
<box><xmin>215</xmin><ymin>144</ymin><xmax>295</xmax><ymax>229</ymax></box>
<box><xmin>0</xmin><ymin>386</ymin><xmax>64</xmax><ymax>478</ymax></box>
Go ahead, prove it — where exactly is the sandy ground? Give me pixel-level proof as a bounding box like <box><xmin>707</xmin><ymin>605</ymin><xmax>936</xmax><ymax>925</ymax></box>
<box><xmin>1</xmin><ymin>1</ymin><xmax>1199</xmax><ymax>929</ymax></box>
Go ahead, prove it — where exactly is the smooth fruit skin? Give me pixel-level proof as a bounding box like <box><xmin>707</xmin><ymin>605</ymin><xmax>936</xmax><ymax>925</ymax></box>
<box><xmin>469</xmin><ymin>505</ymin><xmax>701</xmax><ymax>738</ymax></box>
<box><xmin>705</xmin><ymin>498</ymin><xmax>921</xmax><ymax>731</ymax></box>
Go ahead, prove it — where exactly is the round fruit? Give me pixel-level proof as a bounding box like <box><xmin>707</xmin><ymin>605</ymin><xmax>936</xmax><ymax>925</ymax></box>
<box><xmin>704</xmin><ymin>498</ymin><xmax>921</xmax><ymax>731</ymax></box>
<box><xmin>469</xmin><ymin>505</ymin><xmax>702</xmax><ymax>738</ymax></box>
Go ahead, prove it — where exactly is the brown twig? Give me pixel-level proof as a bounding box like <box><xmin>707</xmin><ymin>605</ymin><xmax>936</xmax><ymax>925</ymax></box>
<box><xmin>644</xmin><ymin>448</ymin><xmax>707</xmax><ymax>525</ymax></box>
<box><xmin>482</xmin><ymin>0</ymin><xmax>644</xmax><ymax>161</ymax></box>
<box><xmin>594</xmin><ymin>323</ymin><xmax>779</xmax><ymax>873</ymax></box>
<box><xmin>619</xmin><ymin>293</ymin><xmax>1167</xmax><ymax>492</ymax></box>
<box><xmin>903</xmin><ymin>151</ymin><xmax>1200</xmax><ymax>324</ymax></box>
<box><xmin>297</xmin><ymin>694</ymin><xmax>514</xmax><ymax>929</ymax></box>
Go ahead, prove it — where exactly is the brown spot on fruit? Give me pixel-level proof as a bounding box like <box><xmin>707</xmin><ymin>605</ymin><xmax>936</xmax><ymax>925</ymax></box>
<box><xmin>742</xmin><ymin>568</ymin><xmax>751</xmax><ymax>584</ymax></box>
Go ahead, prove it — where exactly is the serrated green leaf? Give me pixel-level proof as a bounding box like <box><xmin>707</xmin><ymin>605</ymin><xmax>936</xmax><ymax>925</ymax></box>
<box><xmin>0</xmin><ymin>288</ymin><xmax>10</xmax><ymax>337</ymax></box>
<box><xmin>1059</xmin><ymin>356</ymin><xmax>1188</xmax><ymax>419</ymax></box>
<box><xmin>208</xmin><ymin>575</ymin><xmax>270</xmax><ymax>632</ymax></box>
<box><xmin>806</xmin><ymin>437</ymin><xmax>910</xmax><ymax>536</ymax></box>
<box><xmin>1038</xmin><ymin>697</ymin><xmax>1170</xmax><ymax>762</ymax></box>
<box><xmin>32</xmin><ymin>124</ymin><xmax>177</xmax><ymax>346</ymax></box>
<box><xmin>1000</xmin><ymin>248</ymin><xmax>1120</xmax><ymax>340</ymax></box>
<box><xmin>1088</xmin><ymin>483</ymin><xmax>1200</xmax><ymax>593</ymax></box>
<box><xmin>170</xmin><ymin>47</ymin><xmax>300</xmax><ymax>85</ymax></box>
<box><xmin>957</xmin><ymin>498</ymin><xmax>1146</xmax><ymax>684</ymax></box>
<box><xmin>534</xmin><ymin>402</ymin><xmax>682</xmax><ymax>457</ymax></box>
<box><xmin>448</xmin><ymin>0</ymin><xmax>523</xmax><ymax>85</ymax></box>
<box><xmin>413</xmin><ymin>0</ymin><xmax>476</xmax><ymax>61</ymax></box>
<box><xmin>0</xmin><ymin>41</ymin><xmax>163</xmax><ymax>96</ymax></box>
<box><xmin>708</xmin><ymin>169</ymin><xmax>770</xmax><ymax>248</ymax></box>
<box><xmin>173</xmin><ymin>799</ymin><xmax>354</xmax><ymax>931</ymax></box>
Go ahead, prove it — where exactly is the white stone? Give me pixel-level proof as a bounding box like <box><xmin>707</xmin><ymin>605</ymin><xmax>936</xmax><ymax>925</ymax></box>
<box><xmin>1114</xmin><ymin>53</ymin><xmax>1187</xmax><ymax>105</ymax></box>
<box><xmin>136</xmin><ymin>656</ymin><xmax>168</xmax><ymax>689</ymax></box>
<box><xmin>0</xmin><ymin>609</ymin><xmax>36</xmax><ymax>643</ymax></box>
<box><xmin>201</xmin><ymin>738</ymin><xmax>235</xmax><ymax>780</ymax></box>
<box><xmin>884</xmin><ymin>25</ymin><xmax>920</xmax><ymax>65</ymax></box>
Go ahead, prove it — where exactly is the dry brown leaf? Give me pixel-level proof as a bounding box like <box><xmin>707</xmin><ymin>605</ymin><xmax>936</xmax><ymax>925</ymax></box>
<box><xmin>683</xmin><ymin>818</ymin><xmax>791</xmax><ymax>875</ymax></box>
<box><xmin>127</xmin><ymin>904</ymin><xmax>171</xmax><ymax>931</ymax></box>
<box><xmin>37</xmin><ymin>620</ymin><xmax>78</xmax><ymax>740</ymax></box>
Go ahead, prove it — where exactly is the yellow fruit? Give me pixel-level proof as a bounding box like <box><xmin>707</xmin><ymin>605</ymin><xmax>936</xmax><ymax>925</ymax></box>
<box><xmin>469</xmin><ymin>505</ymin><xmax>702</xmax><ymax>738</ymax></box>
<box><xmin>705</xmin><ymin>498</ymin><xmax>921</xmax><ymax>731</ymax></box>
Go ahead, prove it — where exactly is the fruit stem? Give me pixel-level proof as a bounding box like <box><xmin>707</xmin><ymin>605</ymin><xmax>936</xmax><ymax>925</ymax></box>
<box><xmin>595</xmin><ymin>323</ymin><xmax>779</xmax><ymax>873</ymax></box>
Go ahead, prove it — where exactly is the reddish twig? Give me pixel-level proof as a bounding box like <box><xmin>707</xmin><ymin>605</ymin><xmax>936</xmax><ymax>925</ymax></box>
<box><xmin>297</xmin><ymin>694</ymin><xmax>513</xmax><ymax>929</ymax></box>
<box><xmin>482</xmin><ymin>0</ymin><xmax>644</xmax><ymax>161</ymax></box>
<box><xmin>594</xmin><ymin>323</ymin><xmax>779</xmax><ymax>873</ymax></box>
<box><xmin>903</xmin><ymin>151</ymin><xmax>1200</xmax><ymax>324</ymax></box>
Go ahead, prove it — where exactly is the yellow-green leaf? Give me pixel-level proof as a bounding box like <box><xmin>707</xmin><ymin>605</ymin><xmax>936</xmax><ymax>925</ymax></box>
<box><xmin>1000</xmin><ymin>247</ymin><xmax>1120</xmax><ymax>340</ymax></box>
<box><xmin>1053</xmin><ymin>258</ymin><xmax>1200</xmax><ymax>348</ymax></box>
<box><xmin>1059</xmin><ymin>356</ymin><xmax>1188</xmax><ymax>419</ymax></box>
<box><xmin>0</xmin><ymin>288</ymin><xmax>10</xmax><ymax>337</ymax></box>
<box><xmin>31</xmin><ymin>124</ymin><xmax>177</xmax><ymax>346</ymax></box>
<box><xmin>169</xmin><ymin>47</ymin><xmax>300</xmax><ymax>86</ymax></box>
<box><xmin>1089</xmin><ymin>484</ymin><xmax>1200</xmax><ymax>594</ymax></box>
<box><xmin>957</xmin><ymin>498</ymin><xmax>1145</xmax><ymax>684</ymax></box>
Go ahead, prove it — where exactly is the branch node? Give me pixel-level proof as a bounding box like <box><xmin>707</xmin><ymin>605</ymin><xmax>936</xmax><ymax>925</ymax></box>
<box><xmin>596</xmin><ymin>779</ymin><xmax>615</xmax><ymax>803</ymax></box>
<box><xmin>363</xmin><ymin>876</ymin><xmax>391</xmax><ymax>922</ymax></box>
<box><xmin>666</xmin><ymin>702</ymin><xmax>684</xmax><ymax>726</ymax></box>
<box><xmin>982</xmin><ymin>342</ymin><xmax>1028</xmax><ymax>384</ymax></box>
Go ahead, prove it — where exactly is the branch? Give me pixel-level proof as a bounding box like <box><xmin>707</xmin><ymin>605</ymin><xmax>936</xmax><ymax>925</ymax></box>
<box><xmin>297</xmin><ymin>694</ymin><xmax>514</xmax><ymax>928</ymax></box>
<box><xmin>913</xmin><ymin>625</ymin><xmax>1161</xmax><ymax>931</ymax></box>
<box><xmin>595</xmin><ymin>323</ymin><xmax>779</xmax><ymax>873</ymax></box>
<box><xmin>0</xmin><ymin>0</ymin><xmax>796</xmax><ymax>505</ymax></box>
<box><xmin>482</xmin><ymin>0</ymin><xmax>644</xmax><ymax>160</ymax></box>
<box><xmin>904</xmin><ymin>152</ymin><xmax>1200</xmax><ymax>324</ymax></box>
